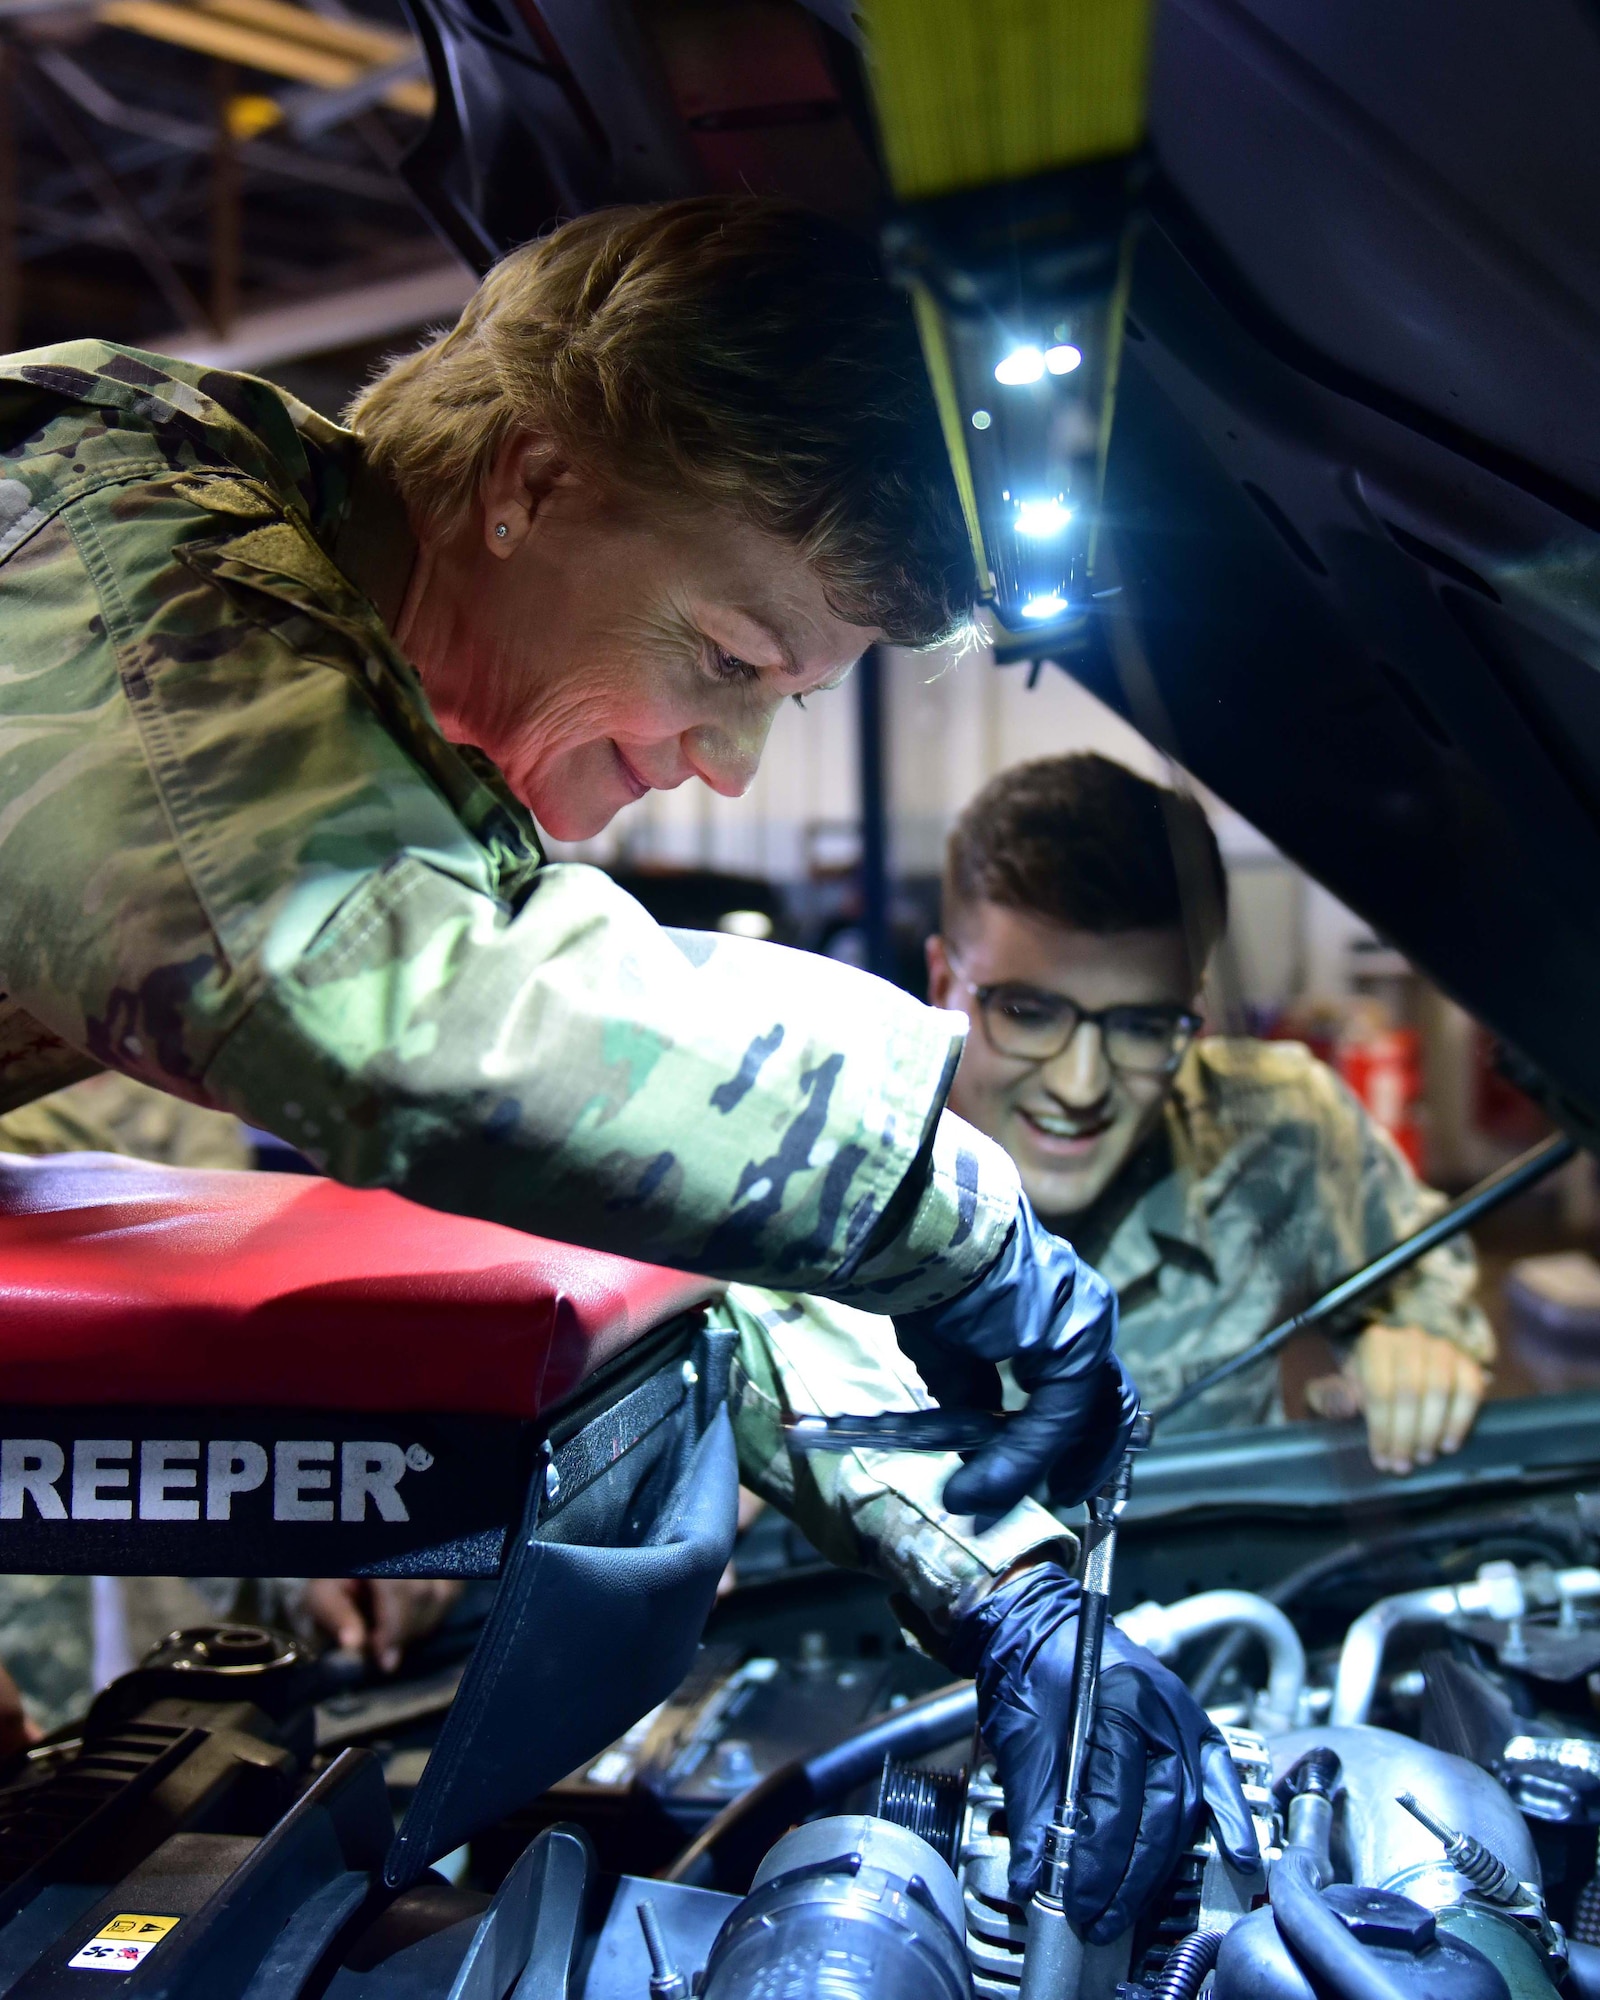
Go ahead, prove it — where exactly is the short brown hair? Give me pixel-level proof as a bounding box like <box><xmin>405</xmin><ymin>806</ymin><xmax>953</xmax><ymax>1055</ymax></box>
<box><xmin>347</xmin><ymin>197</ymin><xmax>977</xmax><ymax>647</ymax></box>
<box><xmin>943</xmin><ymin>753</ymin><xmax>1229</xmax><ymax>969</ymax></box>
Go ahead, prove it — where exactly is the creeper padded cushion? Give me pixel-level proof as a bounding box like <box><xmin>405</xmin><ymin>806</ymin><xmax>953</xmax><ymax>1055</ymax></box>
<box><xmin>0</xmin><ymin>1151</ymin><xmax>718</xmax><ymax>1416</ymax></box>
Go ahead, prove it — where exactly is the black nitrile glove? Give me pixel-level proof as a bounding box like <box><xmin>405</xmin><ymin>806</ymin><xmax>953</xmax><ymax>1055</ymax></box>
<box><xmin>894</xmin><ymin>1194</ymin><xmax>1132</xmax><ymax>1516</ymax></box>
<box><xmin>951</xmin><ymin>1562</ymin><xmax>1260</xmax><ymax>1938</ymax></box>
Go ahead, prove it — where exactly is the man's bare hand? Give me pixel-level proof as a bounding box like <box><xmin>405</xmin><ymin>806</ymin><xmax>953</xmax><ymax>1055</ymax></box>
<box><xmin>299</xmin><ymin>1579</ymin><xmax>463</xmax><ymax>1674</ymax></box>
<box><xmin>0</xmin><ymin>1661</ymin><xmax>40</xmax><ymax>1761</ymax></box>
<box><xmin>1304</xmin><ymin>1324</ymin><xmax>1484</xmax><ymax>1474</ymax></box>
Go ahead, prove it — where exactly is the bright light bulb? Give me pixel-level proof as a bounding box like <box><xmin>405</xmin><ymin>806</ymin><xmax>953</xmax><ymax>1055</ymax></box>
<box><xmin>1020</xmin><ymin>593</ymin><xmax>1069</xmax><ymax>620</ymax></box>
<box><xmin>994</xmin><ymin>346</ymin><xmax>1046</xmax><ymax>386</ymax></box>
<box><xmin>718</xmin><ymin>909</ymin><xmax>774</xmax><ymax>940</ymax></box>
<box><xmin>1015</xmin><ymin>498</ymin><xmax>1073</xmax><ymax>540</ymax></box>
<box><xmin>1045</xmin><ymin>343</ymin><xmax>1083</xmax><ymax>375</ymax></box>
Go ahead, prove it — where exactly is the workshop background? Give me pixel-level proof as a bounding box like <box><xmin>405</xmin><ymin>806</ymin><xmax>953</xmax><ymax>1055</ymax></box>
<box><xmin>2</xmin><ymin>0</ymin><xmax>1595</xmax><ymax>1401</ymax></box>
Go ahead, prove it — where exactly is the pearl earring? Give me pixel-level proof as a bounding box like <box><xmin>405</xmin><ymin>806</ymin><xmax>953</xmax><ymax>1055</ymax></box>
<box><xmin>495</xmin><ymin>522</ymin><xmax>508</xmax><ymax>539</ymax></box>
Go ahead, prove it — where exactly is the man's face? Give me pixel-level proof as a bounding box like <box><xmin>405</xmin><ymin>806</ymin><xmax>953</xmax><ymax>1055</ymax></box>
<box><xmin>927</xmin><ymin>902</ymin><xmax>1197</xmax><ymax>1222</ymax></box>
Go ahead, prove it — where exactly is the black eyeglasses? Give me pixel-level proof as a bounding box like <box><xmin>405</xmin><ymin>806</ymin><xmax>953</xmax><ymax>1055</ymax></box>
<box><xmin>952</xmin><ymin>972</ymin><xmax>1201</xmax><ymax>1076</ymax></box>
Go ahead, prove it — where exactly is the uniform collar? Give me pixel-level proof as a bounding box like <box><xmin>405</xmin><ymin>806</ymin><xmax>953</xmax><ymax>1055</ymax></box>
<box><xmin>327</xmin><ymin>449</ymin><xmax>416</xmax><ymax>635</ymax></box>
<box><xmin>1091</xmin><ymin>1049</ymin><xmax>1262</xmax><ymax>1292</ymax></box>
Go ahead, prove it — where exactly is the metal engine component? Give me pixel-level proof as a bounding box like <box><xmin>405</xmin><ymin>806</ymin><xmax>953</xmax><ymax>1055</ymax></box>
<box><xmin>879</xmin><ymin>1759</ymin><xmax>967</xmax><ymax>1870</ymax></box>
<box><xmin>959</xmin><ymin>1764</ymin><xmax>1029</xmax><ymax>1999</ymax></box>
<box><xmin>1268</xmin><ymin>1728</ymin><xmax>1540</xmax><ymax>1914</ymax></box>
<box><xmin>1216</xmin><ymin>1888</ymin><xmax>1513</xmax><ymax>2000</ymax></box>
<box><xmin>1118</xmin><ymin>1592</ymin><xmax>1308</xmax><ymax>1734</ymax></box>
<box><xmin>144</xmin><ymin>1623</ymin><xmax>307</xmax><ymax>1675</ymax></box>
<box><xmin>1333</xmin><ymin>1567</ymin><xmax>1600</xmax><ymax>1726</ymax></box>
<box><xmin>699</xmin><ymin>1815</ymin><xmax>973</xmax><ymax>2000</ymax></box>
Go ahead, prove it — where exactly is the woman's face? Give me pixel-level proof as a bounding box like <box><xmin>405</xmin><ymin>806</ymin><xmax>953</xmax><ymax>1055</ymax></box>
<box><xmin>400</xmin><ymin>439</ymin><xmax>883</xmax><ymax>841</ymax></box>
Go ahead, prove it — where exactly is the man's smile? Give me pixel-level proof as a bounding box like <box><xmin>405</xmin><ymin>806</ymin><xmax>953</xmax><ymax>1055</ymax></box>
<box><xmin>1017</xmin><ymin>1106</ymin><xmax>1114</xmax><ymax>1154</ymax></box>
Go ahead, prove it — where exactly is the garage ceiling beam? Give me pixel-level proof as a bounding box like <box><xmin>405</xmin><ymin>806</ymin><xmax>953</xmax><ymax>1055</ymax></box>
<box><xmin>155</xmin><ymin>255</ymin><xmax>474</xmax><ymax>369</ymax></box>
<box><xmin>29</xmin><ymin>46</ymin><xmax>409</xmax><ymax>199</ymax></box>
<box><xmin>95</xmin><ymin>0</ymin><xmax>432</xmax><ymax>115</ymax></box>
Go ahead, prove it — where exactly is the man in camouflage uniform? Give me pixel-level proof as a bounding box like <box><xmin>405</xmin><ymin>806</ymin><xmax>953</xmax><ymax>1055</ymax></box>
<box><xmin>927</xmin><ymin>753</ymin><xmax>1493</xmax><ymax>1473</ymax></box>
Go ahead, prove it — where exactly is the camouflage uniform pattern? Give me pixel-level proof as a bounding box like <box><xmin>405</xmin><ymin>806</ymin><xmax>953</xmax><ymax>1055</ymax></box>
<box><xmin>0</xmin><ymin>1575</ymin><xmax>238</xmax><ymax>1733</ymax></box>
<box><xmin>0</xmin><ymin>1070</ymin><xmax>251</xmax><ymax>1167</ymax></box>
<box><xmin>0</xmin><ymin>1576</ymin><xmax>92</xmax><ymax>1732</ymax></box>
<box><xmin>1100</xmin><ymin>1038</ymin><xmax>1495</xmax><ymax>1431</ymax></box>
<box><xmin>721</xmin><ymin>1286</ymin><xmax>1069</xmax><ymax>1647</ymax></box>
<box><xmin>0</xmin><ymin>341</ymin><xmax>1018</xmax><ymax>1309</ymax></box>
<box><xmin>0</xmin><ymin>343</ymin><xmax>1054</xmax><ymax>1720</ymax></box>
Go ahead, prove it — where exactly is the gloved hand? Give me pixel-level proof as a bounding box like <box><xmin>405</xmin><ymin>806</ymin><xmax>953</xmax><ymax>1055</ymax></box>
<box><xmin>951</xmin><ymin>1561</ymin><xmax>1260</xmax><ymax>1938</ymax></box>
<box><xmin>894</xmin><ymin>1193</ymin><xmax>1134</xmax><ymax>1516</ymax></box>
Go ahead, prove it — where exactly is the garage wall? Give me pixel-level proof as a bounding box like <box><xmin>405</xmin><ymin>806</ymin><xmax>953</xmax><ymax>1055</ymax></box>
<box><xmin>546</xmin><ymin>641</ymin><xmax>1175</xmax><ymax>876</ymax></box>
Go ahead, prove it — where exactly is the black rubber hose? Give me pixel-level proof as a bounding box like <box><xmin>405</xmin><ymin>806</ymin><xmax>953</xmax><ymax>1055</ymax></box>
<box><xmin>1269</xmin><ymin>1850</ymin><xmax>1416</xmax><ymax>2000</ymax></box>
<box><xmin>1154</xmin><ymin>1929</ymin><xmax>1224</xmax><ymax>2000</ymax></box>
<box><xmin>660</xmin><ymin>1682</ymin><xmax>977</xmax><ymax>1893</ymax></box>
<box><xmin>805</xmin><ymin>1684</ymin><xmax>977</xmax><ymax>1800</ymax></box>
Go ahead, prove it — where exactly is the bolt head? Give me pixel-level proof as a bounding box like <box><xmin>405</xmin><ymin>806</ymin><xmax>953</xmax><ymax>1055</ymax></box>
<box><xmin>1325</xmin><ymin>1885</ymin><xmax>1436</xmax><ymax>1953</ymax></box>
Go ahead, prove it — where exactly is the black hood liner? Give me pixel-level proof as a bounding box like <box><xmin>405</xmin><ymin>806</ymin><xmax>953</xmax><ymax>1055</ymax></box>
<box><xmin>1070</xmin><ymin>202</ymin><xmax>1600</xmax><ymax>1146</ymax></box>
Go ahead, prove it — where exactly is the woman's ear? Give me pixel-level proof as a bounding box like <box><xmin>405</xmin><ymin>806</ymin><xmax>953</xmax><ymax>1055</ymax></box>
<box><xmin>478</xmin><ymin>431</ymin><xmax>566</xmax><ymax>558</ymax></box>
<box><xmin>926</xmin><ymin>932</ymin><xmax>956</xmax><ymax>1007</ymax></box>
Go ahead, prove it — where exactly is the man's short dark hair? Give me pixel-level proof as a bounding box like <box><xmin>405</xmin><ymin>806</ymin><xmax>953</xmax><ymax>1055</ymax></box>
<box><xmin>942</xmin><ymin>753</ymin><xmax>1229</xmax><ymax>969</ymax></box>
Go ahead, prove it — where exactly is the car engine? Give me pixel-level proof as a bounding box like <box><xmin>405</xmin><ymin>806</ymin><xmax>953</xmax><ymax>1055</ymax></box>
<box><xmin>580</xmin><ymin>1509</ymin><xmax>1600</xmax><ymax>2000</ymax></box>
<box><xmin>5</xmin><ymin>1501</ymin><xmax>1600</xmax><ymax>2000</ymax></box>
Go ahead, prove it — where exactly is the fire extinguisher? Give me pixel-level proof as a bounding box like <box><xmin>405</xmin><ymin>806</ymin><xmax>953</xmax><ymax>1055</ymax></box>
<box><xmin>1338</xmin><ymin>1022</ymin><xmax>1425</xmax><ymax>1170</ymax></box>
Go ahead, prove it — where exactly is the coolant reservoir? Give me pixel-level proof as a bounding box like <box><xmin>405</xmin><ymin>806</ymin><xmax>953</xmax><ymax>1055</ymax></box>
<box><xmin>1217</xmin><ymin>1888</ymin><xmax>1510</xmax><ymax>2000</ymax></box>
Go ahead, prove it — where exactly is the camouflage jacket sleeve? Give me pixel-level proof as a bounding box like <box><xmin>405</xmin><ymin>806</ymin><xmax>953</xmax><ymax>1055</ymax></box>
<box><xmin>717</xmin><ymin>1284</ymin><xmax>1071</xmax><ymax>1649</ymax></box>
<box><xmin>0</xmin><ymin>451</ymin><xmax>1016</xmax><ymax>1306</ymax></box>
<box><xmin>1313</xmin><ymin>1066</ymin><xmax>1495</xmax><ymax>1364</ymax></box>
<box><xmin>0</xmin><ymin>1074</ymin><xmax>251</xmax><ymax>1169</ymax></box>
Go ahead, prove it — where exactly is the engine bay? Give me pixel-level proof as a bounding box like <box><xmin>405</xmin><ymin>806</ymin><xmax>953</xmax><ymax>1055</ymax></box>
<box><xmin>5</xmin><ymin>1410</ymin><xmax>1600</xmax><ymax>2000</ymax></box>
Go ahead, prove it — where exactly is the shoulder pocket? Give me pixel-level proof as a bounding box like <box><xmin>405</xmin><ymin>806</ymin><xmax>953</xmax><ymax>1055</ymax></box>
<box><xmin>101</xmin><ymin>519</ymin><xmax>492</xmax><ymax>974</ymax></box>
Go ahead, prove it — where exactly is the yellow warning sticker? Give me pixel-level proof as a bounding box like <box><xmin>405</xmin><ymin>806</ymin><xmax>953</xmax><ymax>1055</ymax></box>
<box><xmin>68</xmin><ymin>1914</ymin><xmax>180</xmax><ymax>1972</ymax></box>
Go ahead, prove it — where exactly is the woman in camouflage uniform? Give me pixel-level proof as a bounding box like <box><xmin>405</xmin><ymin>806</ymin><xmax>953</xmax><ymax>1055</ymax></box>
<box><xmin>0</xmin><ymin>196</ymin><xmax>1257</xmax><ymax>1925</ymax></box>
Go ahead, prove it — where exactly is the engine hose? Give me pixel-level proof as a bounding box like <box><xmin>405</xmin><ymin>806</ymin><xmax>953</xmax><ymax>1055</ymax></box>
<box><xmin>660</xmin><ymin>1681</ymin><xmax>977</xmax><ymax>1893</ymax></box>
<box><xmin>1154</xmin><ymin>1928</ymin><xmax>1224</xmax><ymax>2000</ymax></box>
<box><xmin>1190</xmin><ymin>1512</ymin><xmax>1588</xmax><ymax>1705</ymax></box>
<box><xmin>1269</xmin><ymin>1848</ymin><xmax>1417</xmax><ymax>2000</ymax></box>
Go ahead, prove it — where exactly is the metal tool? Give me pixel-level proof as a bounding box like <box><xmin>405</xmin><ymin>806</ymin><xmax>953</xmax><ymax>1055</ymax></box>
<box><xmin>783</xmin><ymin>1408</ymin><xmax>1007</xmax><ymax>1455</ymax></box>
<box><xmin>1019</xmin><ymin>1412</ymin><xmax>1151</xmax><ymax>2000</ymax></box>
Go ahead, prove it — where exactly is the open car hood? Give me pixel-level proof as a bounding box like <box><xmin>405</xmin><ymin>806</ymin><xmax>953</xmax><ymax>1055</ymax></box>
<box><xmin>396</xmin><ymin>0</ymin><xmax>1600</xmax><ymax>1146</ymax></box>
